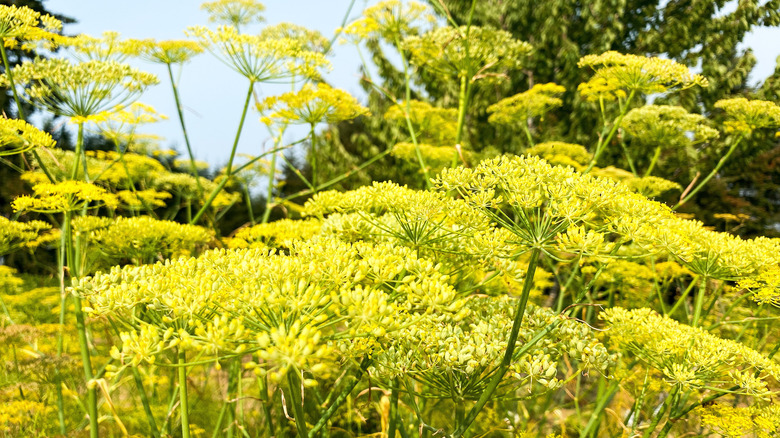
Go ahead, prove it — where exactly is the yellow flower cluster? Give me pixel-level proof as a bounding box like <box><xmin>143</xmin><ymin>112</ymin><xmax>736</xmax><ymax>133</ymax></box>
<box><xmin>592</xmin><ymin>166</ymin><xmax>682</xmax><ymax>198</ymax></box>
<box><xmin>622</xmin><ymin>104</ymin><xmax>719</xmax><ymax>147</ymax></box>
<box><xmin>227</xmin><ymin>218</ymin><xmax>321</xmax><ymax>249</ymax></box>
<box><xmin>714</xmin><ymin>97</ymin><xmax>780</xmax><ymax>135</ymax></box>
<box><xmin>153</xmin><ymin>172</ymin><xmax>239</xmax><ymax>209</ymax></box>
<box><xmin>3</xmin><ymin>58</ymin><xmax>158</xmax><ymax>119</ymax></box>
<box><xmin>116</xmin><ymin>189</ymin><xmax>172</xmax><ymax>209</ymax></box>
<box><xmin>384</xmin><ymin>100</ymin><xmax>457</xmax><ymax>145</ymax></box>
<box><xmin>12</xmin><ymin>181</ymin><xmax>119</xmax><ymax>213</ymax></box>
<box><xmin>487</xmin><ymin>83</ymin><xmax>566</xmax><ymax>126</ymax></box>
<box><xmin>0</xmin><ymin>4</ymin><xmax>62</xmax><ymax>50</ymax></box>
<box><xmin>696</xmin><ymin>403</ymin><xmax>780</xmax><ymax>438</ymax></box>
<box><xmin>578</xmin><ymin>51</ymin><xmax>708</xmax><ymax>100</ymax></box>
<box><xmin>376</xmin><ymin>295</ymin><xmax>612</xmax><ymax>398</ymax></box>
<box><xmin>186</xmin><ymin>25</ymin><xmax>330</xmax><ymax>82</ymax></box>
<box><xmin>402</xmin><ymin>26</ymin><xmax>532</xmax><ymax>85</ymax></box>
<box><xmin>602</xmin><ymin>307</ymin><xmax>780</xmax><ymax>396</ymax></box>
<box><xmin>392</xmin><ymin>142</ymin><xmax>473</xmax><ymax>172</ymax></box>
<box><xmin>0</xmin><ymin>117</ymin><xmax>56</xmax><ymax>156</ymax></box>
<box><xmin>200</xmin><ymin>0</ymin><xmax>265</xmax><ymax>27</ymax></box>
<box><xmin>66</xmin><ymin>31</ymin><xmax>146</xmax><ymax>62</ymax></box>
<box><xmin>138</xmin><ymin>39</ymin><xmax>204</xmax><ymax>64</ymax></box>
<box><xmin>340</xmin><ymin>0</ymin><xmax>433</xmax><ymax>42</ymax></box>
<box><xmin>0</xmin><ymin>216</ymin><xmax>51</xmax><ymax>256</ymax></box>
<box><xmin>435</xmin><ymin>155</ymin><xmax>779</xmax><ymax>280</ymax></box>
<box><xmin>738</xmin><ymin>267</ymin><xmax>780</xmax><ymax>307</ymax></box>
<box><xmin>258</xmin><ymin>83</ymin><xmax>369</xmax><ymax>126</ymax></box>
<box><xmin>77</xmin><ymin>216</ymin><xmax>214</xmax><ymax>265</ymax></box>
<box><xmin>524</xmin><ymin>141</ymin><xmax>592</xmax><ymax>171</ymax></box>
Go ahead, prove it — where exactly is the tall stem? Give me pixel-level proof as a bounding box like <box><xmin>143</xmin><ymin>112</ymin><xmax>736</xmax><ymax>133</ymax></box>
<box><xmin>309</xmin><ymin>122</ymin><xmax>318</xmax><ymax>188</ymax></box>
<box><xmin>393</xmin><ymin>36</ymin><xmax>431</xmax><ymax>188</ymax></box>
<box><xmin>261</xmin><ymin>136</ymin><xmax>280</xmax><ymax>224</ymax></box>
<box><xmin>691</xmin><ymin>276</ymin><xmax>708</xmax><ymax>328</ymax></box>
<box><xmin>450</xmin><ymin>247</ymin><xmax>542</xmax><ymax>438</ymax></box>
<box><xmin>452</xmin><ymin>74</ymin><xmax>468</xmax><ymax>167</ymax></box>
<box><xmin>674</xmin><ymin>136</ymin><xmax>742</xmax><ymax>209</ymax></box>
<box><xmin>178</xmin><ymin>350</ymin><xmax>191</xmax><ymax>438</ymax></box>
<box><xmin>584</xmin><ymin>89</ymin><xmax>636</xmax><ymax>174</ymax></box>
<box><xmin>166</xmin><ymin>63</ymin><xmax>204</xmax><ymax>197</ymax></box>
<box><xmin>191</xmin><ymin>81</ymin><xmax>255</xmax><ymax>225</ymax></box>
<box><xmin>287</xmin><ymin>371</ymin><xmax>309</xmax><ymax>438</ymax></box>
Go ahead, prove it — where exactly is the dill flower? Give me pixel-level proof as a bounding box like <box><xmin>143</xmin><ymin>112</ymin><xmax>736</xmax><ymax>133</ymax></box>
<box><xmin>402</xmin><ymin>26</ymin><xmax>532</xmax><ymax>86</ymax></box>
<box><xmin>200</xmin><ymin>0</ymin><xmax>265</xmax><ymax>27</ymax></box>
<box><xmin>259</xmin><ymin>23</ymin><xmax>329</xmax><ymax>53</ymax></box>
<box><xmin>0</xmin><ymin>216</ymin><xmax>51</xmax><ymax>256</ymax></box>
<box><xmin>578</xmin><ymin>51</ymin><xmax>708</xmax><ymax>100</ymax></box>
<box><xmin>714</xmin><ymin>97</ymin><xmax>780</xmax><ymax>135</ymax></box>
<box><xmin>696</xmin><ymin>403</ymin><xmax>780</xmax><ymax>437</ymax></box>
<box><xmin>623</xmin><ymin>105</ymin><xmax>719</xmax><ymax>146</ymax></box>
<box><xmin>524</xmin><ymin>142</ymin><xmax>592</xmax><ymax>171</ymax></box>
<box><xmin>12</xmin><ymin>181</ymin><xmax>119</xmax><ymax>213</ymax></box>
<box><xmin>186</xmin><ymin>25</ymin><xmax>330</xmax><ymax>83</ymax></box>
<box><xmin>340</xmin><ymin>0</ymin><xmax>434</xmax><ymax>42</ymax></box>
<box><xmin>65</xmin><ymin>31</ymin><xmax>146</xmax><ymax>62</ymax></box>
<box><xmin>392</xmin><ymin>142</ymin><xmax>473</xmax><ymax>172</ymax></box>
<box><xmin>228</xmin><ymin>218</ymin><xmax>321</xmax><ymax>249</ymax></box>
<box><xmin>116</xmin><ymin>189</ymin><xmax>172</xmax><ymax>210</ymax></box>
<box><xmin>258</xmin><ymin>82</ymin><xmax>369</xmax><ymax>125</ymax></box>
<box><xmin>384</xmin><ymin>100</ymin><xmax>457</xmax><ymax>146</ymax></box>
<box><xmin>0</xmin><ymin>117</ymin><xmax>56</xmax><ymax>156</ymax></box>
<box><xmin>602</xmin><ymin>307</ymin><xmax>780</xmax><ymax>396</ymax></box>
<box><xmin>487</xmin><ymin>83</ymin><xmax>566</xmax><ymax>126</ymax></box>
<box><xmin>738</xmin><ymin>267</ymin><xmax>780</xmax><ymax>307</ymax></box>
<box><xmin>95</xmin><ymin>102</ymin><xmax>168</xmax><ymax>144</ymax></box>
<box><xmin>0</xmin><ymin>4</ymin><xmax>62</xmax><ymax>50</ymax></box>
<box><xmin>2</xmin><ymin>58</ymin><xmax>159</xmax><ymax>121</ymax></box>
<box><xmin>87</xmin><ymin>216</ymin><xmax>214</xmax><ymax>264</ymax></box>
<box><xmin>137</xmin><ymin>39</ymin><xmax>204</xmax><ymax>64</ymax></box>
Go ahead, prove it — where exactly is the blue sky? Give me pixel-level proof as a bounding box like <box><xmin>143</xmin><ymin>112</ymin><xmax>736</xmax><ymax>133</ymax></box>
<box><xmin>43</xmin><ymin>0</ymin><xmax>780</xmax><ymax>168</ymax></box>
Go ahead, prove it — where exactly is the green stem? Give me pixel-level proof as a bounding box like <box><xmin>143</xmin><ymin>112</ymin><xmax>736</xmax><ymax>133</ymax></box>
<box><xmin>178</xmin><ymin>349</ymin><xmax>191</xmax><ymax>438</ymax></box>
<box><xmin>452</xmin><ymin>74</ymin><xmax>469</xmax><ymax>167</ymax></box>
<box><xmin>191</xmin><ymin>80</ymin><xmax>255</xmax><ymax>225</ymax></box>
<box><xmin>619</xmin><ymin>135</ymin><xmax>638</xmax><ymax>176</ymax></box>
<box><xmin>74</xmin><ymin>295</ymin><xmax>98</xmax><ymax>438</ymax></box>
<box><xmin>645</xmin><ymin>145</ymin><xmax>662</xmax><ymax>177</ymax></box>
<box><xmin>309</xmin><ymin>122</ymin><xmax>318</xmax><ymax>188</ymax></box>
<box><xmin>387</xmin><ymin>379</ymin><xmax>400</xmax><ymax>438</ymax></box>
<box><xmin>261</xmin><ymin>138</ymin><xmax>280</xmax><ymax>224</ymax></box>
<box><xmin>691</xmin><ymin>276</ymin><xmax>707</xmax><ymax>327</ymax></box>
<box><xmin>393</xmin><ymin>36</ymin><xmax>431</xmax><ymax>188</ymax></box>
<box><xmin>641</xmin><ymin>387</ymin><xmax>678</xmax><ymax>438</ymax></box>
<box><xmin>167</xmin><ymin>63</ymin><xmax>204</xmax><ymax>198</ymax></box>
<box><xmin>308</xmin><ymin>357</ymin><xmax>372</xmax><ymax>437</ymax></box>
<box><xmin>579</xmin><ymin>380</ymin><xmax>620</xmax><ymax>438</ymax></box>
<box><xmin>450</xmin><ymin>247</ymin><xmax>541</xmax><ymax>438</ymax></box>
<box><xmin>667</xmin><ymin>276</ymin><xmax>699</xmax><ymax>317</ymax></box>
<box><xmin>674</xmin><ymin>136</ymin><xmax>743</xmax><ymax>209</ymax></box>
<box><xmin>287</xmin><ymin>371</ymin><xmax>309</xmax><ymax>438</ymax></box>
<box><xmin>133</xmin><ymin>366</ymin><xmax>161</xmax><ymax>438</ymax></box>
<box><xmin>584</xmin><ymin>89</ymin><xmax>637</xmax><ymax>174</ymax></box>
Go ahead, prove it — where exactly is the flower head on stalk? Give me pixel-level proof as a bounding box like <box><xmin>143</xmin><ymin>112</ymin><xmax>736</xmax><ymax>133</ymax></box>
<box><xmin>12</xmin><ymin>181</ymin><xmax>119</xmax><ymax>213</ymax></box>
<box><xmin>578</xmin><ymin>51</ymin><xmax>708</xmax><ymax>101</ymax></box>
<box><xmin>65</xmin><ymin>31</ymin><xmax>146</xmax><ymax>62</ymax></box>
<box><xmin>0</xmin><ymin>4</ymin><xmax>62</xmax><ymax>50</ymax></box>
<box><xmin>714</xmin><ymin>98</ymin><xmax>780</xmax><ymax>135</ymax></box>
<box><xmin>1</xmin><ymin>58</ymin><xmax>158</xmax><ymax>123</ymax></box>
<box><xmin>200</xmin><ymin>0</ymin><xmax>265</xmax><ymax>28</ymax></box>
<box><xmin>258</xmin><ymin>82</ymin><xmax>368</xmax><ymax>126</ymax></box>
<box><xmin>0</xmin><ymin>216</ymin><xmax>51</xmax><ymax>256</ymax></box>
<box><xmin>402</xmin><ymin>26</ymin><xmax>531</xmax><ymax>86</ymax></box>
<box><xmin>187</xmin><ymin>25</ymin><xmax>330</xmax><ymax>83</ymax></box>
<box><xmin>622</xmin><ymin>105</ymin><xmax>719</xmax><ymax>147</ymax></box>
<box><xmin>0</xmin><ymin>117</ymin><xmax>56</xmax><ymax>156</ymax></box>
<box><xmin>487</xmin><ymin>83</ymin><xmax>566</xmax><ymax>127</ymax></box>
<box><xmin>341</xmin><ymin>0</ymin><xmax>434</xmax><ymax>43</ymax></box>
<box><xmin>137</xmin><ymin>39</ymin><xmax>204</xmax><ymax>65</ymax></box>
<box><xmin>95</xmin><ymin>102</ymin><xmax>167</xmax><ymax>145</ymax></box>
